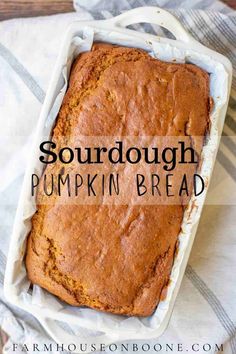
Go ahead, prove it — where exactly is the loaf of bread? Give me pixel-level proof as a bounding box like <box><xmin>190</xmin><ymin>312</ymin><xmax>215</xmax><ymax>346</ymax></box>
<box><xmin>26</xmin><ymin>43</ymin><xmax>210</xmax><ymax>316</ymax></box>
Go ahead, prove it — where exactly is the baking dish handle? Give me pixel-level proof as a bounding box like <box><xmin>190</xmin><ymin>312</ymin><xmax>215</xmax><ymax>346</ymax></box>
<box><xmin>106</xmin><ymin>6</ymin><xmax>196</xmax><ymax>44</ymax></box>
<box><xmin>37</xmin><ymin>315</ymin><xmax>119</xmax><ymax>353</ymax></box>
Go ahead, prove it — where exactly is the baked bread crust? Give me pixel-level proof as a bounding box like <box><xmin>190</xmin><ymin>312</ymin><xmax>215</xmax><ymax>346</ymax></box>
<box><xmin>26</xmin><ymin>43</ymin><xmax>210</xmax><ymax>316</ymax></box>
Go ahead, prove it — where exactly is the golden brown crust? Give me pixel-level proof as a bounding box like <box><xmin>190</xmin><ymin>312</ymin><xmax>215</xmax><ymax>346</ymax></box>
<box><xmin>26</xmin><ymin>43</ymin><xmax>210</xmax><ymax>316</ymax></box>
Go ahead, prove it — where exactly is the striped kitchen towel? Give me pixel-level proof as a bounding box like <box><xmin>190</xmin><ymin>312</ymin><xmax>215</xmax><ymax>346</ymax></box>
<box><xmin>0</xmin><ymin>0</ymin><xmax>235</xmax><ymax>353</ymax></box>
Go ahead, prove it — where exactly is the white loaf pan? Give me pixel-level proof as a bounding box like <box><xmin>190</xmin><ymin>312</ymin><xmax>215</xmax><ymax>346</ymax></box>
<box><xmin>4</xmin><ymin>7</ymin><xmax>232</xmax><ymax>352</ymax></box>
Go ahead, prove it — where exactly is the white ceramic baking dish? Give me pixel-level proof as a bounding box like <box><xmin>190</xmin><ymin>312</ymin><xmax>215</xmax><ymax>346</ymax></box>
<box><xmin>4</xmin><ymin>6</ymin><xmax>232</xmax><ymax>352</ymax></box>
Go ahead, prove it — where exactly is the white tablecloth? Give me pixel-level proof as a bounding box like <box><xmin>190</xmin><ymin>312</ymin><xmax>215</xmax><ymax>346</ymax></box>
<box><xmin>0</xmin><ymin>0</ymin><xmax>235</xmax><ymax>353</ymax></box>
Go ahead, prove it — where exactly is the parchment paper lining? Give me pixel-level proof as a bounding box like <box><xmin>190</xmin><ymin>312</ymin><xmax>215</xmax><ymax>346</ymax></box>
<box><xmin>5</xmin><ymin>26</ymin><xmax>228</xmax><ymax>338</ymax></box>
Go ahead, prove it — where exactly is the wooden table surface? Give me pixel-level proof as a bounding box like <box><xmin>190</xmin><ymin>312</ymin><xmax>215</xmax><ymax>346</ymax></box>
<box><xmin>0</xmin><ymin>0</ymin><xmax>235</xmax><ymax>21</ymax></box>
